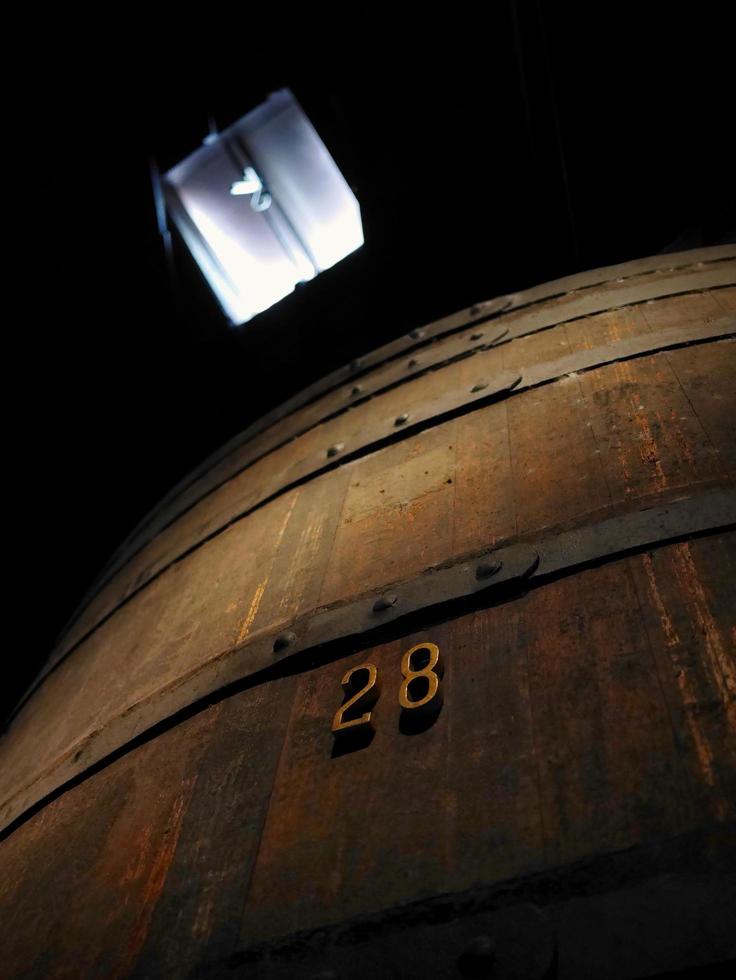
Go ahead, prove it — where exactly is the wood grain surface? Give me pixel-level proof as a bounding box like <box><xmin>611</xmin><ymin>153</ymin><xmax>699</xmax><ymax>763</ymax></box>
<box><xmin>1</xmin><ymin>249</ymin><xmax>735</xmax><ymax>978</ymax></box>
<box><xmin>2</xmin><ymin>325</ymin><xmax>734</xmax><ymax>832</ymax></box>
<box><xmin>47</xmin><ymin>282</ymin><xmax>736</xmax><ymax>668</ymax></box>
<box><xmin>1</xmin><ymin>536</ymin><xmax>733</xmax><ymax>978</ymax></box>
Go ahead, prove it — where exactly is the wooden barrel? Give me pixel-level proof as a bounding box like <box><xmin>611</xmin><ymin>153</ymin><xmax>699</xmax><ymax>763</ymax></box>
<box><xmin>2</xmin><ymin>245</ymin><xmax>735</xmax><ymax>979</ymax></box>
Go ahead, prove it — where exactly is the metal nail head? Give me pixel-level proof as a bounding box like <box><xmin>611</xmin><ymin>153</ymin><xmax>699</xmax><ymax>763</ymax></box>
<box><xmin>273</xmin><ymin>631</ymin><xmax>297</xmax><ymax>653</ymax></box>
<box><xmin>457</xmin><ymin>935</ymin><xmax>497</xmax><ymax>976</ymax></box>
<box><xmin>476</xmin><ymin>559</ymin><xmax>502</xmax><ymax>580</ymax></box>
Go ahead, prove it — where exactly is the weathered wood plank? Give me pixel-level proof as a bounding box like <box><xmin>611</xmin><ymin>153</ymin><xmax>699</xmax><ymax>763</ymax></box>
<box><xmin>239</xmin><ymin>611</ymin><xmax>544</xmax><ymax>945</ymax></box>
<box><xmin>238</xmin><ymin>538</ymin><xmax>735</xmax><ymax>945</ymax></box>
<box><xmin>2</xmin><ymin>535</ymin><xmax>733</xmax><ymax>975</ymax></box>
<box><xmin>525</xmin><ymin>561</ymin><xmax>686</xmax><ymax>867</ymax></box>
<box><xmin>628</xmin><ymin>534</ymin><xmax>736</xmax><ymax>826</ymax></box>
<box><xmin>503</xmin><ymin>247</ymin><xmax>734</xmax><ymax>311</ymax></box>
<box><xmin>130</xmin><ymin>676</ymin><xmax>297</xmax><ymax>980</ymax></box>
<box><xmin>49</xmin><ymin>305</ymin><xmax>734</xmax><ymax>664</ymax></box>
<box><xmin>89</xmin><ymin>264</ymin><xmax>736</xmax><ymax>607</ymax></box>
<box><xmin>102</xmin><ymin>244</ymin><xmax>736</xmax><ymax>557</ymax></box>
<box><xmin>442</xmin><ymin>600</ymin><xmax>546</xmax><ymax>887</ymax></box>
<box><xmin>712</xmin><ymin>284</ymin><xmax>736</xmax><ymax>313</ymax></box>
<box><xmin>3</xmin><ymin>248</ymin><xmax>735</xmax><ymax>979</ymax></box>
<box><xmin>451</xmin><ymin>399</ymin><xmax>516</xmax><ymax>555</ymax></box>
<box><xmin>246</xmin><ymin>469</ymin><xmax>351</xmax><ymax>637</ymax></box>
<box><xmin>507</xmin><ymin>375</ymin><xmax>611</xmax><ymax>532</ymax></box>
<box><xmin>0</xmin><ymin>705</ymin><xmax>218</xmax><ymax>980</ymax></box>
<box><xmin>578</xmin><ymin>353</ymin><xmax>728</xmax><ymax>506</ymax></box>
<box><xmin>0</xmin><ymin>488</ymin><xmax>307</xmax><ymax>824</ymax></box>
<box><xmin>640</xmin><ymin>288</ymin><xmax>725</xmax><ymax>330</ymax></box>
<box><xmin>4</xmin><ymin>344</ymin><xmax>734</xmax><ymax>834</ymax></box>
<box><xmin>664</xmin><ymin>339</ymin><xmax>736</xmax><ymax>477</ymax></box>
<box><xmin>500</xmin><ymin>319</ymin><xmax>572</xmax><ymax>375</ymax></box>
<box><xmin>319</xmin><ymin>426</ymin><xmax>457</xmax><ymax>605</ymax></box>
<box><xmin>482</xmin><ymin>262</ymin><xmax>736</xmax><ymax>343</ymax></box>
<box><xmin>88</xmin><ymin>311</ymin><xmax>731</xmax><ymax>638</ymax></box>
<box><xmin>563</xmin><ymin>303</ymin><xmax>652</xmax><ymax>353</ymax></box>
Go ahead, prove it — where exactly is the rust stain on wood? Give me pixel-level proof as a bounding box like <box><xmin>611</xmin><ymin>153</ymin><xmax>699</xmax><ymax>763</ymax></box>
<box><xmin>236</xmin><ymin>489</ymin><xmax>300</xmax><ymax>643</ymax></box>
<box><xmin>636</xmin><ymin>542</ymin><xmax>735</xmax><ymax>821</ymax></box>
<box><xmin>665</xmin><ymin>341</ymin><xmax>736</xmax><ymax>478</ymax></box>
<box><xmin>563</xmin><ymin>305</ymin><xmax>650</xmax><ymax>354</ymax></box>
<box><xmin>641</xmin><ymin>553</ymin><xmax>681</xmax><ymax>647</ymax></box>
<box><xmin>616</xmin><ymin>359</ymin><xmax>668</xmax><ymax>493</ymax></box>
<box><xmin>237</xmin><ymin>579</ymin><xmax>268</xmax><ymax>644</ymax></box>
<box><xmin>115</xmin><ymin>777</ymin><xmax>196</xmax><ymax>979</ymax></box>
<box><xmin>669</xmin><ymin>542</ymin><xmax>736</xmax><ymax>734</ymax></box>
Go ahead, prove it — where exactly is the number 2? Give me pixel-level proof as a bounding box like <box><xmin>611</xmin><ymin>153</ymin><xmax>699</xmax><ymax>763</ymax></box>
<box><xmin>332</xmin><ymin>663</ymin><xmax>381</xmax><ymax>736</ymax></box>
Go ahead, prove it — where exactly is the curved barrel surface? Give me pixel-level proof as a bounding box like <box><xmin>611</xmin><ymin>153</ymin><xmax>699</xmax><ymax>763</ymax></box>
<box><xmin>1</xmin><ymin>245</ymin><xmax>735</xmax><ymax>979</ymax></box>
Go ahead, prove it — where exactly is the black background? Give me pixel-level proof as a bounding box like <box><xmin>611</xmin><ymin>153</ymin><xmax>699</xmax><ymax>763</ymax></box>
<box><xmin>11</xmin><ymin>4</ymin><xmax>734</xmax><ymax>722</ymax></box>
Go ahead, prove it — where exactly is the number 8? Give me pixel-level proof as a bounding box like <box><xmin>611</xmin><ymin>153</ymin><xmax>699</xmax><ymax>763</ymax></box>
<box><xmin>398</xmin><ymin>642</ymin><xmax>444</xmax><ymax>716</ymax></box>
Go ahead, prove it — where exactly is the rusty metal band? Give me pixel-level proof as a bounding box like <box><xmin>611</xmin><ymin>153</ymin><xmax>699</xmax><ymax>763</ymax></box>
<box><xmin>336</xmin><ymin>247</ymin><xmax>736</xmax><ymax>378</ymax></box>
<box><xmin>118</xmin><ymin>263</ymin><xmax>736</xmax><ymax>544</ymax></box>
<box><xmin>502</xmin><ymin>244</ymin><xmax>735</xmax><ymax>308</ymax></box>
<box><xmin>98</xmin><ymin>248</ymin><xmax>735</xmax><ymax>579</ymax></box>
<box><xmin>83</xmin><ymin>273</ymin><xmax>736</xmax><ymax>618</ymax></box>
<box><xmin>216</xmin><ymin>830</ymin><xmax>736</xmax><ymax>980</ymax></box>
<box><xmin>143</xmin><ymin>244</ymin><xmax>736</xmax><ymax>491</ymax></box>
<box><xmin>2</xmin><ymin>485</ymin><xmax>733</xmax><ymax>836</ymax></box>
<box><xmin>46</xmin><ymin>315</ymin><xmax>736</xmax><ymax>678</ymax></box>
<box><xmin>31</xmin><ymin>319</ymin><xmax>736</xmax><ymax>704</ymax></box>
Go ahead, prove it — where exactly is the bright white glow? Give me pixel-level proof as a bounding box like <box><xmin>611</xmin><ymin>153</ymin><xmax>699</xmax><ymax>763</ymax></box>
<box><xmin>230</xmin><ymin>166</ymin><xmax>263</xmax><ymax>196</ymax></box>
<box><xmin>188</xmin><ymin>203</ymin><xmax>303</xmax><ymax>322</ymax></box>
<box><xmin>308</xmin><ymin>209</ymin><xmax>365</xmax><ymax>270</ymax></box>
<box><xmin>230</xmin><ymin>166</ymin><xmax>272</xmax><ymax>212</ymax></box>
<box><xmin>164</xmin><ymin>89</ymin><xmax>363</xmax><ymax>325</ymax></box>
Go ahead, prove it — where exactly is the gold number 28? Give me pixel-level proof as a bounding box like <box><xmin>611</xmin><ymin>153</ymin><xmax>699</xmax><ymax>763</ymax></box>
<box><xmin>331</xmin><ymin>643</ymin><xmax>444</xmax><ymax>737</ymax></box>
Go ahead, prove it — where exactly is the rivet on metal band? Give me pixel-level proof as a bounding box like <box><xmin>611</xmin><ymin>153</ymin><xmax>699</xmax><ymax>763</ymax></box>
<box><xmin>476</xmin><ymin>558</ymin><xmax>502</xmax><ymax>580</ymax></box>
<box><xmin>273</xmin><ymin>632</ymin><xmax>297</xmax><ymax>653</ymax></box>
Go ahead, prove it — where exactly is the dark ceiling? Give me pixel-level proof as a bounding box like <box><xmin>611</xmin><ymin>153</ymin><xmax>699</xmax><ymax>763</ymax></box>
<box><xmin>13</xmin><ymin>4</ymin><xmax>734</xmax><ymax>722</ymax></box>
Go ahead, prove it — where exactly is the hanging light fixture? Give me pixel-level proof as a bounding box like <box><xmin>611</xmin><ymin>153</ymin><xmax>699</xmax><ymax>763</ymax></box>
<box><xmin>160</xmin><ymin>89</ymin><xmax>363</xmax><ymax>325</ymax></box>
